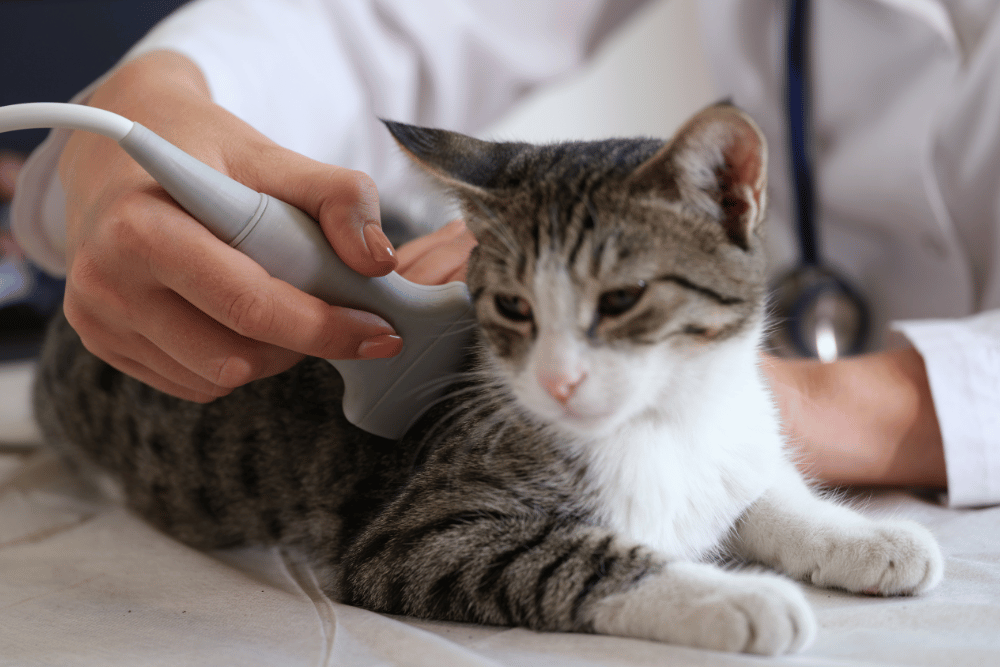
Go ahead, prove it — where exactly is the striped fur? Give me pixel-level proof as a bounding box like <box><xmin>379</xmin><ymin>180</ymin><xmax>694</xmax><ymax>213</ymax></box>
<box><xmin>33</xmin><ymin>105</ymin><xmax>942</xmax><ymax>656</ymax></box>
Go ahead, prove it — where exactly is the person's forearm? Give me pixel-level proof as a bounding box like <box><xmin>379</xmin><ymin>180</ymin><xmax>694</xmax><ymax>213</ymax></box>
<box><xmin>763</xmin><ymin>348</ymin><xmax>947</xmax><ymax>489</ymax></box>
<box><xmin>62</xmin><ymin>51</ymin><xmax>236</xmax><ymax>183</ymax></box>
<box><xmin>99</xmin><ymin>49</ymin><xmax>212</xmax><ymax>104</ymax></box>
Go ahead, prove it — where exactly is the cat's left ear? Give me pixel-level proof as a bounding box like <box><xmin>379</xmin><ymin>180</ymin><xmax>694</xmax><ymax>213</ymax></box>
<box><xmin>628</xmin><ymin>104</ymin><xmax>767</xmax><ymax>250</ymax></box>
<box><xmin>381</xmin><ymin>119</ymin><xmax>525</xmax><ymax>193</ymax></box>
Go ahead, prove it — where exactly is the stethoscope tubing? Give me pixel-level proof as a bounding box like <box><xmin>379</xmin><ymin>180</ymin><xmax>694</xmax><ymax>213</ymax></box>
<box><xmin>775</xmin><ymin>0</ymin><xmax>870</xmax><ymax>359</ymax></box>
<box><xmin>786</xmin><ymin>0</ymin><xmax>819</xmax><ymax>266</ymax></box>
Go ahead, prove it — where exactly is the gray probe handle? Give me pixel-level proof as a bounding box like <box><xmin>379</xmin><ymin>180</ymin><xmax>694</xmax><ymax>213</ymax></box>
<box><xmin>119</xmin><ymin>123</ymin><xmax>474</xmax><ymax>439</ymax></box>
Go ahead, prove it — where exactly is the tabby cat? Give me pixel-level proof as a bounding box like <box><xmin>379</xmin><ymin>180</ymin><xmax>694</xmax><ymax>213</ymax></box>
<box><xmin>34</xmin><ymin>104</ymin><xmax>942</xmax><ymax>655</ymax></box>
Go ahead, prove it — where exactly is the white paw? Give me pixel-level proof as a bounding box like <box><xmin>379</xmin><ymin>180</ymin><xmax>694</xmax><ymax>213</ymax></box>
<box><xmin>589</xmin><ymin>563</ymin><xmax>816</xmax><ymax>655</ymax></box>
<box><xmin>807</xmin><ymin>519</ymin><xmax>944</xmax><ymax>596</ymax></box>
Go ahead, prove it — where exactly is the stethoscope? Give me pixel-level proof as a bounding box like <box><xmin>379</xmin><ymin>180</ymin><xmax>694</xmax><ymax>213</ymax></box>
<box><xmin>768</xmin><ymin>0</ymin><xmax>870</xmax><ymax>361</ymax></box>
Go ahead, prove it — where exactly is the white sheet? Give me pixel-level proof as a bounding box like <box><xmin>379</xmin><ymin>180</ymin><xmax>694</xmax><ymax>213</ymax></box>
<box><xmin>2</xmin><ymin>436</ymin><xmax>999</xmax><ymax>665</ymax></box>
<box><xmin>0</xmin><ymin>360</ymin><xmax>42</xmax><ymax>444</ymax></box>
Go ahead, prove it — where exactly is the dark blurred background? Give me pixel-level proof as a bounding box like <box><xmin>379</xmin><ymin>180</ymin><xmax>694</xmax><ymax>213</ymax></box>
<box><xmin>1</xmin><ymin>0</ymin><xmax>189</xmax><ymax>152</ymax></box>
<box><xmin>1</xmin><ymin>0</ymin><xmax>189</xmax><ymax>361</ymax></box>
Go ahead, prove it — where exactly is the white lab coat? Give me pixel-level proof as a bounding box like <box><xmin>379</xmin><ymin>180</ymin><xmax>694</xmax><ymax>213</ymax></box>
<box><xmin>11</xmin><ymin>0</ymin><xmax>1000</xmax><ymax>506</ymax></box>
<box><xmin>701</xmin><ymin>0</ymin><xmax>1000</xmax><ymax>507</ymax></box>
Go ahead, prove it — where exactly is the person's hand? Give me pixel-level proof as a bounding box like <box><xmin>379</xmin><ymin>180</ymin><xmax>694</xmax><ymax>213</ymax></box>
<box><xmin>58</xmin><ymin>51</ymin><xmax>402</xmax><ymax>402</ymax></box>
<box><xmin>761</xmin><ymin>348</ymin><xmax>947</xmax><ymax>489</ymax></box>
<box><xmin>396</xmin><ymin>219</ymin><xmax>477</xmax><ymax>285</ymax></box>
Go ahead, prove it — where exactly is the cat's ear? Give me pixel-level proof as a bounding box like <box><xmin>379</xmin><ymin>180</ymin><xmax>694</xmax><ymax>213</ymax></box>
<box><xmin>628</xmin><ymin>104</ymin><xmax>767</xmax><ymax>250</ymax></box>
<box><xmin>382</xmin><ymin>119</ymin><xmax>524</xmax><ymax>193</ymax></box>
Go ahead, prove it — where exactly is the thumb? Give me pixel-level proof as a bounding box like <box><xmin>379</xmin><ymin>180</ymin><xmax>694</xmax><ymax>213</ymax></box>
<box><xmin>245</xmin><ymin>146</ymin><xmax>398</xmax><ymax>278</ymax></box>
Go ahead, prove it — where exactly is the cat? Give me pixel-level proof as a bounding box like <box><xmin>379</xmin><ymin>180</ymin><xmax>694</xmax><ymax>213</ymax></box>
<box><xmin>33</xmin><ymin>103</ymin><xmax>943</xmax><ymax>656</ymax></box>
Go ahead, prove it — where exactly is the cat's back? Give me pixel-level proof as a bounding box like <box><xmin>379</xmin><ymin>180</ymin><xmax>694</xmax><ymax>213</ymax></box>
<box><xmin>32</xmin><ymin>309</ymin><xmax>400</xmax><ymax>551</ymax></box>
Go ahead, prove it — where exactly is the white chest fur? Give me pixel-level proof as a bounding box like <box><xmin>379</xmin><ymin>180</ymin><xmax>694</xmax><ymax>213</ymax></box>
<box><xmin>574</xmin><ymin>361</ymin><xmax>786</xmax><ymax>561</ymax></box>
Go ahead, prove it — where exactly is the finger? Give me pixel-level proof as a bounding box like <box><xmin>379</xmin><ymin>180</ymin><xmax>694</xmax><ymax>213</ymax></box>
<box><xmin>396</xmin><ymin>219</ymin><xmax>469</xmax><ymax>273</ymax></box>
<box><xmin>104</xmin><ymin>349</ymin><xmax>226</xmax><ymax>403</ymax></box>
<box><xmin>146</xmin><ymin>217</ymin><xmax>403</xmax><ymax>361</ymax></box>
<box><xmin>399</xmin><ymin>223</ymin><xmax>477</xmax><ymax>285</ymax></box>
<box><xmin>245</xmin><ymin>147</ymin><xmax>397</xmax><ymax>278</ymax></box>
<box><xmin>131</xmin><ymin>288</ymin><xmax>308</xmax><ymax>389</ymax></box>
<box><xmin>66</xmin><ymin>298</ymin><xmax>232</xmax><ymax>400</ymax></box>
<box><xmin>442</xmin><ymin>263</ymin><xmax>469</xmax><ymax>284</ymax></box>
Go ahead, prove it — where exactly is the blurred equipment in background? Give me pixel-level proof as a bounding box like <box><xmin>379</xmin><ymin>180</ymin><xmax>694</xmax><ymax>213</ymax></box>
<box><xmin>766</xmin><ymin>0</ymin><xmax>870</xmax><ymax>362</ymax></box>
<box><xmin>0</xmin><ymin>0</ymin><xmax>189</xmax><ymax>361</ymax></box>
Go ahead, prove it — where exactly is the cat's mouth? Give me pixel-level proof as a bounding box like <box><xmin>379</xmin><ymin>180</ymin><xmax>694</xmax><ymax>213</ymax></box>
<box><xmin>510</xmin><ymin>377</ymin><xmax>632</xmax><ymax>436</ymax></box>
<box><xmin>548</xmin><ymin>402</ymin><xmax>623</xmax><ymax>435</ymax></box>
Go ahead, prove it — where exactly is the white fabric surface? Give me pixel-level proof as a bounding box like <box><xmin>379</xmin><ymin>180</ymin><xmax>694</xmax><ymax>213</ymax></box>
<box><xmin>0</xmin><ymin>361</ymin><xmax>42</xmax><ymax>444</ymax></box>
<box><xmin>2</xmin><ymin>359</ymin><xmax>998</xmax><ymax>665</ymax></box>
<box><xmin>2</xmin><ymin>445</ymin><xmax>998</xmax><ymax>666</ymax></box>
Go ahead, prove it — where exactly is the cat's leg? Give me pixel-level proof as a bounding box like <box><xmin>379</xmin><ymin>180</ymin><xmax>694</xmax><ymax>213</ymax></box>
<box><xmin>728</xmin><ymin>463</ymin><xmax>944</xmax><ymax>596</ymax></box>
<box><xmin>342</xmin><ymin>514</ymin><xmax>815</xmax><ymax>655</ymax></box>
<box><xmin>588</xmin><ymin>560</ymin><xmax>816</xmax><ymax>655</ymax></box>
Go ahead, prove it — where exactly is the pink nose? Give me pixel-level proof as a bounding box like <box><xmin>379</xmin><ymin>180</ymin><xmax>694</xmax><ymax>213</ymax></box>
<box><xmin>540</xmin><ymin>372</ymin><xmax>586</xmax><ymax>405</ymax></box>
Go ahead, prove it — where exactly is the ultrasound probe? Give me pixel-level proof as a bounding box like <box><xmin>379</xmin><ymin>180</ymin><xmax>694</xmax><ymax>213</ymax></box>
<box><xmin>0</xmin><ymin>102</ymin><xmax>475</xmax><ymax>439</ymax></box>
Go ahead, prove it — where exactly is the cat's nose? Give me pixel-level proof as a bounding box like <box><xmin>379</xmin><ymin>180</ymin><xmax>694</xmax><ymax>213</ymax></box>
<box><xmin>540</xmin><ymin>372</ymin><xmax>586</xmax><ymax>405</ymax></box>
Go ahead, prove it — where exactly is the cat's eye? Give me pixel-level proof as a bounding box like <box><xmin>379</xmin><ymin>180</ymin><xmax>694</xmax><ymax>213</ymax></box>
<box><xmin>597</xmin><ymin>281</ymin><xmax>647</xmax><ymax>318</ymax></box>
<box><xmin>494</xmin><ymin>294</ymin><xmax>533</xmax><ymax>322</ymax></box>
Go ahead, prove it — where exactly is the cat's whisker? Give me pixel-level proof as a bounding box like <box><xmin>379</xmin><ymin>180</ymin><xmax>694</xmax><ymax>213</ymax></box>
<box><xmin>462</xmin><ymin>393</ymin><xmax>511</xmax><ymax>435</ymax></box>
<box><xmin>404</xmin><ymin>370</ymin><xmax>474</xmax><ymax>394</ymax></box>
<box><xmin>402</xmin><ymin>359</ymin><xmax>496</xmax><ymax>396</ymax></box>
<box><xmin>452</xmin><ymin>401</ymin><xmax>512</xmax><ymax>463</ymax></box>
<box><xmin>585</xmin><ymin>192</ymin><xmax>628</xmax><ymax>280</ymax></box>
<box><xmin>597</xmin><ymin>228</ymin><xmax>624</xmax><ymax>278</ymax></box>
<box><xmin>405</xmin><ymin>375</ymin><xmax>486</xmax><ymax>405</ymax></box>
<box><xmin>480</xmin><ymin>234</ymin><xmax>522</xmax><ymax>270</ymax></box>
<box><xmin>415</xmin><ymin>390</ymin><xmax>500</xmax><ymax>455</ymax></box>
<box><xmin>481</xmin><ymin>408</ymin><xmax>516</xmax><ymax>450</ymax></box>
<box><xmin>548</xmin><ymin>200</ymin><xmax>563</xmax><ymax>253</ymax></box>
<box><xmin>482</xmin><ymin>223</ymin><xmax>520</xmax><ymax>258</ymax></box>
<box><xmin>583</xmin><ymin>194</ymin><xmax>601</xmax><ymax>228</ymax></box>
<box><xmin>435</xmin><ymin>320</ymin><xmax>481</xmax><ymax>340</ymax></box>
<box><xmin>475</xmin><ymin>241</ymin><xmax>518</xmax><ymax>264</ymax></box>
<box><xmin>566</xmin><ymin>194</ymin><xmax>600</xmax><ymax>278</ymax></box>
<box><xmin>466</xmin><ymin>192</ymin><xmax>520</xmax><ymax>257</ymax></box>
<box><xmin>402</xmin><ymin>385</ymin><xmax>500</xmax><ymax>468</ymax></box>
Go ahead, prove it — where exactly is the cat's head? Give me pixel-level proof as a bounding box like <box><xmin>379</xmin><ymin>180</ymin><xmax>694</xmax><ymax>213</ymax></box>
<box><xmin>386</xmin><ymin>104</ymin><xmax>768</xmax><ymax>438</ymax></box>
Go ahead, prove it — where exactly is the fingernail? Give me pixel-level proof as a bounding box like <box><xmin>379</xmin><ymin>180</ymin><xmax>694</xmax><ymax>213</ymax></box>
<box><xmin>363</xmin><ymin>223</ymin><xmax>397</xmax><ymax>270</ymax></box>
<box><xmin>356</xmin><ymin>333</ymin><xmax>403</xmax><ymax>359</ymax></box>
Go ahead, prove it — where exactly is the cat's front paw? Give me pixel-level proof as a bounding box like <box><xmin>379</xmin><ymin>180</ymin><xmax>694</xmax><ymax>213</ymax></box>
<box><xmin>589</xmin><ymin>563</ymin><xmax>816</xmax><ymax>655</ymax></box>
<box><xmin>808</xmin><ymin>519</ymin><xmax>943</xmax><ymax>596</ymax></box>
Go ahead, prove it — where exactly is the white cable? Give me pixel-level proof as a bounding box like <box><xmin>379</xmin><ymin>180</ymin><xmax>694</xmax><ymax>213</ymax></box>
<box><xmin>0</xmin><ymin>102</ymin><xmax>133</xmax><ymax>142</ymax></box>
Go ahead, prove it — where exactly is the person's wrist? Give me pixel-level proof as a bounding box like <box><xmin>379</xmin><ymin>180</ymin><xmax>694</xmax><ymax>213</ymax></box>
<box><xmin>79</xmin><ymin>51</ymin><xmax>245</xmax><ymax>170</ymax></box>
<box><xmin>763</xmin><ymin>349</ymin><xmax>946</xmax><ymax>489</ymax></box>
<box><xmin>59</xmin><ymin>50</ymin><xmax>265</xmax><ymax>216</ymax></box>
<box><xmin>875</xmin><ymin>347</ymin><xmax>946</xmax><ymax>488</ymax></box>
<box><xmin>89</xmin><ymin>51</ymin><xmax>213</xmax><ymax>118</ymax></box>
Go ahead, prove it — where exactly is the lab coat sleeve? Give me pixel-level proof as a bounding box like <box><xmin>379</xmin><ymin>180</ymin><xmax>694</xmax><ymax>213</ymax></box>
<box><xmin>11</xmin><ymin>0</ymin><xmax>649</xmax><ymax>274</ymax></box>
<box><xmin>894</xmin><ymin>310</ymin><xmax>1000</xmax><ymax>508</ymax></box>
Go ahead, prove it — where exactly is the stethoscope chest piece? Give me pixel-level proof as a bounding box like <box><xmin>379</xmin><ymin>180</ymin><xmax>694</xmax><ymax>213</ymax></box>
<box><xmin>768</xmin><ymin>264</ymin><xmax>869</xmax><ymax>362</ymax></box>
<box><xmin>770</xmin><ymin>0</ymin><xmax>870</xmax><ymax>362</ymax></box>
